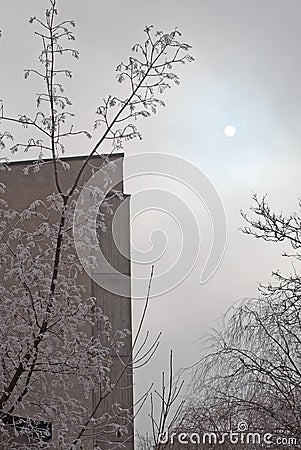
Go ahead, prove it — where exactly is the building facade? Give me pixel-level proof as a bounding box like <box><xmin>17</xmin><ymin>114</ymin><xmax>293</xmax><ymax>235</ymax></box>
<box><xmin>0</xmin><ymin>154</ymin><xmax>133</xmax><ymax>449</ymax></box>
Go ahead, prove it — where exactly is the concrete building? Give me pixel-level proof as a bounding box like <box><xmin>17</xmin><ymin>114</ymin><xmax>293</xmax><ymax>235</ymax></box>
<box><xmin>0</xmin><ymin>154</ymin><xmax>133</xmax><ymax>449</ymax></box>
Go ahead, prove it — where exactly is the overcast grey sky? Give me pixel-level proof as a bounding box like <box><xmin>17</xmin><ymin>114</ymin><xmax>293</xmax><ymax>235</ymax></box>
<box><xmin>2</xmin><ymin>0</ymin><xmax>301</xmax><ymax>435</ymax></box>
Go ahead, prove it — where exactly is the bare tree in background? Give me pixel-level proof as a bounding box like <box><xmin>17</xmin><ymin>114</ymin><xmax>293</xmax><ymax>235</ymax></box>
<box><xmin>0</xmin><ymin>1</ymin><xmax>193</xmax><ymax>448</ymax></box>
<box><xmin>175</xmin><ymin>194</ymin><xmax>301</xmax><ymax>449</ymax></box>
<box><xmin>136</xmin><ymin>351</ymin><xmax>184</xmax><ymax>450</ymax></box>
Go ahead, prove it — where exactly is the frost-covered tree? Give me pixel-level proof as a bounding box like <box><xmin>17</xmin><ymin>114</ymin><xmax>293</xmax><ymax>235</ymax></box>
<box><xmin>0</xmin><ymin>1</ymin><xmax>193</xmax><ymax>448</ymax></box>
